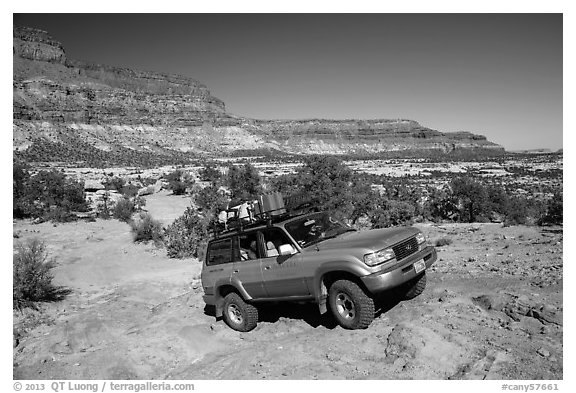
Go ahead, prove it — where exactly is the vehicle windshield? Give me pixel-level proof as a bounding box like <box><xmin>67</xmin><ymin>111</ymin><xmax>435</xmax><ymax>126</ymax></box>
<box><xmin>284</xmin><ymin>212</ymin><xmax>355</xmax><ymax>248</ymax></box>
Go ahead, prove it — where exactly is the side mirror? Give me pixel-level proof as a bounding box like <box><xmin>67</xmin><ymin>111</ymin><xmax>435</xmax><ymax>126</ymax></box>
<box><xmin>278</xmin><ymin>244</ymin><xmax>297</xmax><ymax>256</ymax></box>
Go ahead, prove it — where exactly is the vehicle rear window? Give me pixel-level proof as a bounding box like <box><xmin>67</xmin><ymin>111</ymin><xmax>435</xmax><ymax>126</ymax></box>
<box><xmin>206</xmin><ymin>238</ymin><xmax>233</xmax><ymax>266</ymax></box>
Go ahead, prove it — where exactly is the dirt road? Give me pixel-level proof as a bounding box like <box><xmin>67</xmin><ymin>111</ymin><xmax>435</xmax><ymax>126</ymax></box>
<box><xmin>13</xmin><ymin>193</ymin><xmax>563</xmax><ymax>380</ymax></box>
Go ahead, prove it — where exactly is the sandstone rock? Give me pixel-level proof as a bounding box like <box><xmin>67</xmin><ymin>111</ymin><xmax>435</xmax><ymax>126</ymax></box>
<box><xmin>84</xmin><ymin>179</ymin><xmax>105</xmax><ymax>191</ymax></box>
<box><xmin>12</xmin><ymin>26</ymin><xmax>505</xmax><ymax>160</ymax></box>
<box><xmin>530</xmin><ymin>307</ymin><xmax>562</xmax><ymax>326</ymax></box>
<box><xmin>13</xmin><ymin>27</ymin><xmax>66</xmax><ymax>64</ymax></box>
<box><xmin>138</xmin><ymin>185</ymin><xmax>155</xmax><ymax>196</ymax></box>
<box><xmin>472</xmin><ymin>295</ymin><xmax>497</xmax><ymax>311</ymax></box>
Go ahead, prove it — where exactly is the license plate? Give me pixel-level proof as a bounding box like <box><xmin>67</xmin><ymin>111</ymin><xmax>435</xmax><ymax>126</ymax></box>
<box><xmin>413</xmin><ymin>260</ymin><xmax>426</xmax><ymax>274</ymax></box>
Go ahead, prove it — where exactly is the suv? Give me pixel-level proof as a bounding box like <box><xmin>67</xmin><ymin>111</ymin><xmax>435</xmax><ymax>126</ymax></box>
<box><xmin>201</xmin><ymin>210</ymin><xmax>437</xmax><ymax>331</ymax></box>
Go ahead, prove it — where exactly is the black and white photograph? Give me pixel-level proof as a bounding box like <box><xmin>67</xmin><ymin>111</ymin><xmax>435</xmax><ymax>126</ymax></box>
<box><xmin>10</xmin><ymin>8</ymin><xmax>565</xmax><ymax>386</ymax></box>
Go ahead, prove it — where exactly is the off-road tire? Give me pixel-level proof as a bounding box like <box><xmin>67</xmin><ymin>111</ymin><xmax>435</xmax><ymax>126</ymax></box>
<box><xmin>402</xmin><ymin>273</ymin><xmax>427</xmax><ymax>300</ymax></box>
<box><xmin>222</xmin><ymin>292</ymin><xmax>258</xmax><ymax>332</ymax></box>
<box><xmin>328</xmin><ymin>280</ymin><xmax>375</xmax><ymax>329</ymax></box>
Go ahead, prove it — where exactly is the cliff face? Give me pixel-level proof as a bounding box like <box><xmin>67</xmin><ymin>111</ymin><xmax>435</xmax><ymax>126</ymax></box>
<box><xmin>13</xmin><ymin>26</ymin><xmax>504</xmax><ymax>163</ymax></box>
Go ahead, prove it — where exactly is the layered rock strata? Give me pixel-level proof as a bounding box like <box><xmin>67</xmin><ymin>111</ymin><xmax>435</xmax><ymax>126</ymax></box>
<box><xmin>13</xmin><ymin>26</ymin><xmax>504</xmax><ymax>161</ymax></box>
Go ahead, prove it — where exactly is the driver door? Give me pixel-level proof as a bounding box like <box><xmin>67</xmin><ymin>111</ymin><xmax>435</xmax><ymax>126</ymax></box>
<box><xmin>259</xmin><ymin>228</ymin><xmax>312</xmax><ymax>298</ymax></box>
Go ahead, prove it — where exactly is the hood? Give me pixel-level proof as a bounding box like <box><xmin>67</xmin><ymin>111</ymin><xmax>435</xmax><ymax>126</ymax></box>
<box><xmin>312</xmin><ymin>226</ymin><xmax>419</xmax><ymax>252</ymax></box>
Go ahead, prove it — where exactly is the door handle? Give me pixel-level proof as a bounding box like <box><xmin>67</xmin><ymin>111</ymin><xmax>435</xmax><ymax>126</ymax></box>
<box><xmin>233</xmin><ymin>270</ymin><xmax>239</xmax><ymax>273</ymax></box>
<box><xmin>264</xmin><ymin>266</ymin><xmax>271</xmax><ymax>270</ymax></box>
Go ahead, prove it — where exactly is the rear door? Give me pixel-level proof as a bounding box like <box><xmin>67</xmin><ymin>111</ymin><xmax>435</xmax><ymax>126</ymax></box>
<box><xmin>231</xmin><ymin>231</ymin><xmax>267</xmax><ymax>299</ymax></box>
<box><xmin>202</xmin><ymin>238</ymin><xmax>236</xmax><ymax>297</ymax></box>
<box><xmin>260</xmin><ymin>228</ymin><xmax>312</xmax><ymax>297</ymax></box>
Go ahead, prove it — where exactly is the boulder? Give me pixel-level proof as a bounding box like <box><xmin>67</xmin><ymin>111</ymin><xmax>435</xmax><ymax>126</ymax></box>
<box><xmin>84</xmin><ymin>179</ymin><xmax>105</xmax><ymax>192</ymax></box>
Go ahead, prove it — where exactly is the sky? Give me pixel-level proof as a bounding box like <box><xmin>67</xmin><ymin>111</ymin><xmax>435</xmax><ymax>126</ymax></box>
<box><xmin>13</xmin><ymin>13</ymin><xmax>563</xmax><ymax>151</ymax></box>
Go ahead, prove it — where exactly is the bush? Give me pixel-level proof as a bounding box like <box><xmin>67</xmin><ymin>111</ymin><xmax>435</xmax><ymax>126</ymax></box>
<box><xmin>423</xmin><ymin>186</ymin><xmax>459</xmax><ymax>222</ymax></box>
<box><xmin>113</xmin><ymin>197</ymin><xmax>135</xmax><ymax>222</ymax></box>
<box><xmin>13</xmin><ymin>239</ymin><xmax>70</xmax><ymax>310</ymax></box>
<box><xmin>194</xmin><ymin>185</ymin><xmax>229</xmax><ymax>215</ymax></box>
<box><xmin>503</xmin><ymin>196</ymin><xmax>530</xmax><ymax>226</ymax></box>
<box><xmin>165</xmin><ymin>169</ymin><xmax>194</xmax><ymax>195</ymax></box>
<box><xmin>95</xmin><ymin>191</ymin><xmax>114</xmax><ymax>219</ymax></box>
<box><xmin>120</xmin><ymin>183</ymin><xmax>139</xmax><ymax>198</ymax></box>
<box><xmin>539</xmin><ymin>191</ymin><xmax>563</xmax><ymax>225</ymax></box>
<box><xmin>434</xmin><ymin>237</ymin><xmax>453</xmax><ymax>247</ymax></box>
<box><xmin>170</xmin><ymin>181</ymin><xmax>188</xmax><ymax>195</ymax></box>
<box><xmin>43</xmin><ymin>206</ymin><xmax>77</xmax><ymax>223</ymax></box>
<box><xmin>13</xmin><ymin>167</ymin><xmax>89</xmax><ymax>222</ymax></box>
<box><xmin>370</xmin><ymin>200</ymin><xmax>415</xmax><ymax>228</ymax></box>
<box><xmin>103</xmin><ymin>176</ymin><xmax>125</xmax><ymax>192</ymax></box>
<box><xmin>450</xmin><ymin>177</ymin><xmax>489</xmax><ymax>223</ymax></box>
<box><xmin>271</xmin><ymin>155</ymin><xmax>373</xmax><ymax>221</ymax></box>
<box><xmin>226</xmin><ymin>163</ymin><xmax>262</xmax><ymax>201</ymax></box>
<box><xmin>130</xmin><ymin>213</ymin><xmax>164</xmax><ymax>245</ymax></box>
<box><xmin>164</xmin><ymin>207</ymin><xmax>209</xmax><ymax>258</ymax></box>
<box><xmin>198</xmin><ymin>164</ymin><xmax>222</xmax><ymax>184</ymax></box>
<box><xmin>13</xmin><ymin>159</ymin><xmax>31</xmax><ymax>218</ymax></box>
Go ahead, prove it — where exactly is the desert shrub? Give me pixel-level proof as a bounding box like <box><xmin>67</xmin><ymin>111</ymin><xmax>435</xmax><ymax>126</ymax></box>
<box><xmin>13</xmin><ymin>159</ymin><xmax>31</xmax><ymax>218</ymax></box>
<box><xmin>226</xmin><ymin>163</ymin><xmax>262</xmax><ymax>201</ymax></box>
<box><xmin>435</xmin><ymin>237</ymin><xmax>453</xmax><ymax>247</ymax></box>
<box><xmin>503</xmin><ymin>196</ymin><xmax>530</xmax><ymax>226</ymax></box>
<box><xmin>170</xmin><ymin>181</ymin><xmax>188</xmax><ymax>195</ymax></box>
<box><xmin>43</xmin><ymin>206</ymin><xmax>77</xmax><ymax>223</ymax></box>
<box><xmin>194</xmin><ymin>185</ymin><xmax>229</xmax><ymax>215</ymax></box>
<box><xmin>486</xmin><ymin>184</ymin><xmax>510</xmax><ymax>215</ymax></box>
<box><xmin>95</xmin><ymin>191</ymin><xmax>114</xmax><ymax>219</ymax></box>
<box><xmin>103</xmin><ymin>176</ymin><xmax>125</xmax><ymax>192</ymax></box>
<box><xmin>121</xmin><ymin>183</ymin><xmax>139</xmax><ymax>198</ymax></box>
<box><xmin>133</xmin><ymin>195</ymin><xmax>147</xmax><ymax>211</ymax></box>
<box><xmin>13</xmin><ymin>239</ymin><xmax>70</xmax><ymax>310</ymax></box>
<box><xmin>138</xmin><ymin>176</ymin><xmax>158</xmax><ymax>186</ymax></box>
<box><xmin>13</xmin><ymin>167</ymin><xmax>89</xmax><ymax>222</ymax></box>
<box><xmin>164</xmin><ymin>207</ymin><xmax>209</xmax><ymax>258</ymax></box>
<box><xmin>423</xmin><ymin>186</ymin><xmax>459</xmax><ymax>222</ymax></box>
<box><xmin>130</xmin><ymin>213</ymin><xmax>164</xmax><ymax>245</ymax></box>
<box><xmin>198</xmin><ymin>164</ymin><xmax>222</xmax><ymax>185</ymax></box>
<box><xmin>113</xmin><ymin>197</ymin><xmax>135</xmax><ymax>222</ymax></box>
<box><xmin>539</xmin><ymin>191</ymin><xmax>563</xmax><ymax>225</ymax></box>
<box><xmin>271</xmin><ymin>156</ymin><xmax>374</xmax><ymax>221</ymax></box>
<box><xmin>165</xmin><ymin>169</ymin><xmax>194</xmax><ymax>195</ymax></box>
<box><xmin>370</xmin><ymin>199</ymin><xmax>415</xmax><ymax>228</ymax></box>
<box><xmin>450</xmin><ymin>177</ymin><xmax>490</xmax><ymax>223</ymax></box>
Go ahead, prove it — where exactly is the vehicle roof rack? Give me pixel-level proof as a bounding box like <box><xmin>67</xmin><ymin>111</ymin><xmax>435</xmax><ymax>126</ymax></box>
<box><xmin>209</xmin><ymin>192</ymin><xmax>317</xmax><ymax>239</ymax></box>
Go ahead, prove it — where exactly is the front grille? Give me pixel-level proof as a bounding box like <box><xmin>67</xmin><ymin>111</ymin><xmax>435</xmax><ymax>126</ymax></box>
<box><xmin>393</xmin><ymin>237</ymin><xmax>418</xmax><ymax>261</ymax></box>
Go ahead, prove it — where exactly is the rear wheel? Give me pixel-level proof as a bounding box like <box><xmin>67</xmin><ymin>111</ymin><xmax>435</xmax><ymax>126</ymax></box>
<box><xmin>222</xmin><ymin>292</ymin><xmax>258</xmax><ymax>332</ymax></box>
<box><xmin>328</xmin><ymin>280</ymin><xmax>375</xmax><ymax>329</ymax></box>
<box><xmin>402</xmin><ymin>273</ymin><xmax>427</xmax><ymax>300</ymax></box>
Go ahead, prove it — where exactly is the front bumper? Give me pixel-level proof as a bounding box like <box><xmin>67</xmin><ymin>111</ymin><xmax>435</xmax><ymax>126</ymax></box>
<box><xmin>361</xmin><ymin>246</ymin><xmax>437</xmax><ymax>293</ymax></box>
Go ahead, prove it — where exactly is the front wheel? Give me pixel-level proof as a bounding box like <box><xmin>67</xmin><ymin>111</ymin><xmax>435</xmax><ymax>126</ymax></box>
<box><xmin>222</xmin><ymin>292</ymin><xmax>259</xmax><ymax>332</ymax></box>
<box><xmin>328</xmin><ymin>280</ymin><xmax>375</xmax><ymax>329</ymax></box>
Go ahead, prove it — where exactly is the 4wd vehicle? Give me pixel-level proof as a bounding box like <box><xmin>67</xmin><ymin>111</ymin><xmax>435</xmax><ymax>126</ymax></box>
<box><xmin>201</xmin><ymin>198</ymin><xmax>437</xmax><ymax>331</ymax></box>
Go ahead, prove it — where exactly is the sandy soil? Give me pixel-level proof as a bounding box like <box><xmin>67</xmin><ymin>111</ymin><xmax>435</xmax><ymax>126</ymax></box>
<box><xmin>13</xmin><ymin>192</ymin><xmax>563</xmax><ymax>380</ymax></box>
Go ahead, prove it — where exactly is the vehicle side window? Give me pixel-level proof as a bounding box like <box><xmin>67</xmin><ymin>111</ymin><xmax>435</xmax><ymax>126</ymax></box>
<box><xmin>206</xmin><ymin>238</ymin><xmax>233</xmax><ymax>266</ymax></box>
<box><xmin>260</xmin><ymin>228</ymin><xmax>295</xmax><ymax>258</ymax></box>
<box><xmin>235</xmin><ymin>232</ymin><xmax>260</xmax><ymax>261</ymax></box>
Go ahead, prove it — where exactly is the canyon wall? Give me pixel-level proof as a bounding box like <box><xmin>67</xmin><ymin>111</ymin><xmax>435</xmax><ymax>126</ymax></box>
<box><xmin>13</xmin><ymin>26</ymin><xmax>504</xmax><ymax>163</ymax></box>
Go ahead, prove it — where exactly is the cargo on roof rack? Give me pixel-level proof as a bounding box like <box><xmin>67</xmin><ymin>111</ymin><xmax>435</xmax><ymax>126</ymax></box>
<box><xmin>209</xmin><ymin>192</ymin><xmax>316</xmax><ymax>238</ymax></box>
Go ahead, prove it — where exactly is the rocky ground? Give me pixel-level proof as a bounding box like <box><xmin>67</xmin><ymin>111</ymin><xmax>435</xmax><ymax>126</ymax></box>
<box><xmin>12</xmin><ymin>192</ymin><xmax>563</xmax><ymax>380</ymax></box>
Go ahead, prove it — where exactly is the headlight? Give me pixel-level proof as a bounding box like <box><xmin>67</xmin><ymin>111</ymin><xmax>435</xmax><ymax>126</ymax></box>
<box><xmin>416</xmin><ymin>233</ymin><xmax>426</xmax><ymax>245</ymax></box>
<box><xmin>364</xmin><ymin>247</ymin><xmax>396</xmax><ymax>267</ymax></box>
